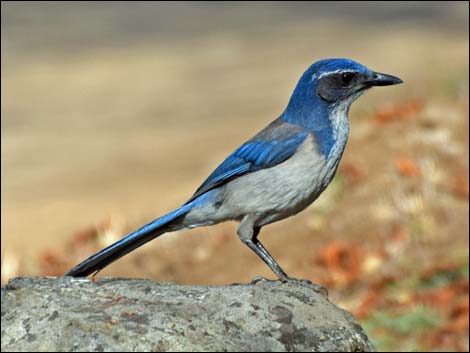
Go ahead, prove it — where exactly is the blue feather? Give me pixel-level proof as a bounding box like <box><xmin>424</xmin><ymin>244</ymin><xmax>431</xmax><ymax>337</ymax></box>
<box><xmin>188</xmin><ymin>59</ymin><xmax>371</xmax><ymax>201</ymax></box>
<box><xmin>280</xmin><ymin>58</ymin><xmax>371</xmax><ymax>157</ymax></box>
<box><xmin>64</xmin><ymin>202</ymin><xmax>195</xmax><ymax>277</ymax></box>
<box><xmin>188</xmin><ymin>119</ymin><xmax>309</xmax><ymax>201</ymax></box>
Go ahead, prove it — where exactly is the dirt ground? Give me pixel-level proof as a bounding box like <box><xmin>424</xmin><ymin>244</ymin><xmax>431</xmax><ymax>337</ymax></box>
<box><xmin>2</xmin><ymin>3</ymin><xmax>469</xmax><ymax>351</ymax></box>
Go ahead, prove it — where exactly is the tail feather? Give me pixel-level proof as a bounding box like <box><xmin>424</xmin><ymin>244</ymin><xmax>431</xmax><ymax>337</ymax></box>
<box><xmin>65</xmin><ymin>203</ymin><xmax>193</xmax><ymax>277</ymax></box>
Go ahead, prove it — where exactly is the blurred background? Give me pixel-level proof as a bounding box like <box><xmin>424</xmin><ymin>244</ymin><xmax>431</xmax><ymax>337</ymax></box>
<box><xmin>1</xmin><ymin>1</ymin><xmax>468</xmax><ymax>351</ymax></box>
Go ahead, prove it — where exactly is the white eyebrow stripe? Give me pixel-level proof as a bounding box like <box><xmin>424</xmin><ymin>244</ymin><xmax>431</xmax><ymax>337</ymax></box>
<box><xmin>312</xmin><ymin>69</ymin><xmax>357</xmax><ymax>81</ymax></box>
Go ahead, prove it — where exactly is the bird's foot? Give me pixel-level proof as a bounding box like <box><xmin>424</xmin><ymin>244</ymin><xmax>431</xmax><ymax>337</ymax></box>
<box><xmin>282</xmin><ymin>277</ymin><xmax>329</xmax><ymax>297</ymax></box>
<box><xmin>251</xmin><ymin>276</ymin><xmax>278</xmax><ymax>284</ymax></box>
<box><xmin>251</xmin><ymin>276</ymin><xmax>328</xmax><ymax>297</ymax></box>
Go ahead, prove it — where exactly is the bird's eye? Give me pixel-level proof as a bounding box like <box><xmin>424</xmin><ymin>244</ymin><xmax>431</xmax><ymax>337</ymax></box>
<box><xmin>341</xmin><ymin>72</ymin><xmax>355</xmax><ymax>85</ymax></box>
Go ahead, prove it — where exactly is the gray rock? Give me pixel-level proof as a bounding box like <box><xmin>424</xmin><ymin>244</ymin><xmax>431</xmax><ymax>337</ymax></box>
<box><xmin>1</xmin><ymin>277</ymin><xmax>375</xmax><ymax>352</ymax></box>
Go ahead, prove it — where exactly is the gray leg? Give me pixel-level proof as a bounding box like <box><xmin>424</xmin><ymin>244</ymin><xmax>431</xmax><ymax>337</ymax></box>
<box><xmin>237</xmin><ymin>215</ymin><xmax>329</xmax><ymax>296</ymax></box>
<box><xmin>237</xmin><ymin>215</ymin><xmax>289</xmax><ymax>281</ymax></box>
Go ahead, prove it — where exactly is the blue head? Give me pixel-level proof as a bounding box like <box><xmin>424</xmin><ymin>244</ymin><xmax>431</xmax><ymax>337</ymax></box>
<box><xmin>286</xmin><ymin>58</ymin><xmax>402</xmax><ymax>114</ymax></box>
<box><xmin>282</xmin><ymin>58</ymin><xmax>402</xmax><ymax>155</ymax></box>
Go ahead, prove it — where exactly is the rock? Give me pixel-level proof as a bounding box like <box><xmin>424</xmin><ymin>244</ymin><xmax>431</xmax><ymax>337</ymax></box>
<box><xmin>1</xmin><ymin>277</ymin><xmax>375</xmax><ymax>352</ymax></box>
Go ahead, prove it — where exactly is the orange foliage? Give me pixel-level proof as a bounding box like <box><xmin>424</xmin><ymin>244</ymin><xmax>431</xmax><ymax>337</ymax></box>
<box><xmin>452</xmin><ymin>173</ymin><xmax>469</xmax><ymax>199</ymax></box>
<box><xmin>339</xmin><ymin>162</ymin><xmax>366</xmax><ymax>185</ymax></box>
<box><xmin>373</xmin><ymin>99</ymin><xmax>424</xmax><ymax>124</ymax></box>
<box><xmin>354</xmin><ymin>276</ymin><xmax>397</xmax><ymax>319</ymax></box>
<box><xmin>395</xmin><ymin>157</ymin><xmax>421</xmax><ymax>177</ymax></box>
<box><xmin>38</xmin><ymin>250</ymin><xmax>69</xmax><ymax>276</ymax></box>
<box><xmin>316</xmin><ymin>241</ymin><xmax>363</xmax><ymax>287</ymax></box>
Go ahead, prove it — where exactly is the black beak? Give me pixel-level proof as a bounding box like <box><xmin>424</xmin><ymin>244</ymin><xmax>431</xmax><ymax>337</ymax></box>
<box><xmin>365</xmin><ymin>72</ymin><xmax>403</xmax><ymax>86</ymax></box>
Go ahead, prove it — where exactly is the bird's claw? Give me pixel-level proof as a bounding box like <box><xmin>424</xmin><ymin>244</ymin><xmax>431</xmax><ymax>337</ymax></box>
<box><xmin>282</xmin><ymin>277</ymin><xmax>329</xmax><ymax>297</ymax></box>
<box><xmin>251</xmin><ymin>276</ymin><xmax>276</xmax><ymax>284</ymax></box>
<box><xmin>251</xmin><ymin>276</ymin><xmax>328</xmax><ymax>297</ymax></box>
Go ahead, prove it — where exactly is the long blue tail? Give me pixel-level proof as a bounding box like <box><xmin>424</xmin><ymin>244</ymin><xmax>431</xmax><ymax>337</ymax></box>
<box><xmin>65</xmin><ymin>203</ymin><xmax>194</xmax><ymax>277</ymax></box>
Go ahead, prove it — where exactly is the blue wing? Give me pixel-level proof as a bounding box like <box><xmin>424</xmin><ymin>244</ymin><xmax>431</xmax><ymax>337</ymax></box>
<box><xmin>188</xmin><ymin>119</ymin><xmax>309</xmax><ymax>201</ymax></box>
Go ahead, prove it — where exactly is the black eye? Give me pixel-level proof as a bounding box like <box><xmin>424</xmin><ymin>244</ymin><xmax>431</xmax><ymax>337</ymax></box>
<box><xmin>341</xmin><ymin>72</ymin><xmax>355</xmax><ymax>85</ymax></box>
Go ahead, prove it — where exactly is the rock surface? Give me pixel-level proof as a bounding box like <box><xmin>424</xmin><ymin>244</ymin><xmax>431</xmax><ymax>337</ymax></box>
<box><xmin>1</xmin><ymin>277</ymin><xmax>375</xmax><ymax>352</ymax></box>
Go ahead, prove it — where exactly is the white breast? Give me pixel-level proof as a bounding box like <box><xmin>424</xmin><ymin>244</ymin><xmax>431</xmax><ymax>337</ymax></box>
<box><xmin>185</xmin><ymin>107</ymin><xmax>351</xmax><ymax>228</ymax></box>
<box><xmin>221</xmin><ymin>135</ymin><xmax>331</xmax><ymax>223</ymax></box>
<box><xmin>323</xmin><ymin>101</ymin><xmax>351</xmax><ymax>183</ymax></box>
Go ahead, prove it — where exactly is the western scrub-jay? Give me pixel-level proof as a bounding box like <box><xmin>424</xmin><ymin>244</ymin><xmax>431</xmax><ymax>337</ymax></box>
<box><xmin>65</xmin><ymin>58</ymin><xmax>402</xmax><ymax>284</ymax></box>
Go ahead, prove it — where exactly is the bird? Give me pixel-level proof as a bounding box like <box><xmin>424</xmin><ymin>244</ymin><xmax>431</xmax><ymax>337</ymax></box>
<box><xmin>65</xmin><ymin>58</ymin><xmax>402</xmax><ymax>285</ymax></box>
